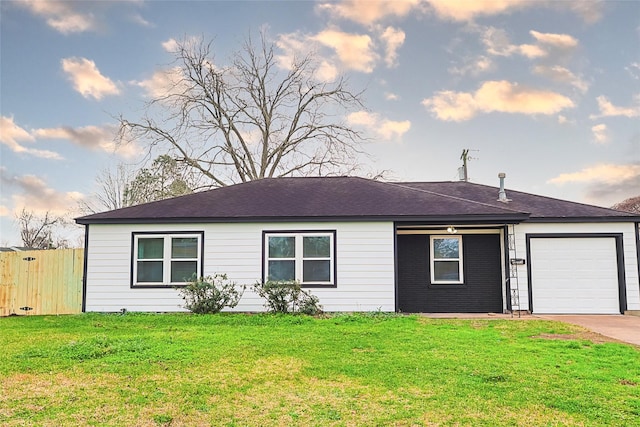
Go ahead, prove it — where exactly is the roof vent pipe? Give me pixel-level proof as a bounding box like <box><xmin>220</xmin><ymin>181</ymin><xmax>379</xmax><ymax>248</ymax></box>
<box><xmin>498</xmin><ymin>172</ymin><xmax>510</xmax><ymax>203</ymax></box>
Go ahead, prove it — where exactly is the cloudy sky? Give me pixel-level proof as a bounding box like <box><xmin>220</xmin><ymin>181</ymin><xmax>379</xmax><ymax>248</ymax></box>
<box><xmin>1</xmin><ymin>0</ymin><xmax>639</xmax><ymax>245</ymax></box>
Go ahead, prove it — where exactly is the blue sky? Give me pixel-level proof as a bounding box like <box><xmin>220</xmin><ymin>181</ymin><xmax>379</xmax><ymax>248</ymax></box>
<box><xmin>1</xmin><ymin>0</ymin><xmax>639</xmax><ymax>245</ymax></box>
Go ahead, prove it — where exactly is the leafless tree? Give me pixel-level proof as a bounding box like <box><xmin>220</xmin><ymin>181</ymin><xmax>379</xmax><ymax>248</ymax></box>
<box><xmin>612</xmin><ymin>195</ymin><xmax>640</xmax><ymax>213</ymax></box>
<box><xmin>16</xmin><ymin>209</ymin><xmax>65</xmax><ymax>249</ymax></box>
<box><xmin>118</xmin><ymin>32</ymin><xmax>366</xmax><ymax>188</ymax></box>
<box><xmin>81</xmin><ymin>163</ymin><xmax>136</xmax><ymax>214</ymax></box>
<box><xmin>81</xmin><ymin>156</ymin><xmax>197</xmax><ymax>214</ymax></box>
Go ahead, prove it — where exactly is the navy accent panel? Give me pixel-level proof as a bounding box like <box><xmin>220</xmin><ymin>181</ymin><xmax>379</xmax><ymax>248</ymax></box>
<box><xmin>397</xmin><ymin>234</ymin><xmax>503</xmax><ymax>313</ymax></box>
<box><xmin>82</xmin><ymin>225</ymin><xmax>89</xmax><ymax>313</ymax></box>
<box><xmin>397</xmin><ymin>235</ymin><xmax>430</xmax><ymax>313</ymax></box>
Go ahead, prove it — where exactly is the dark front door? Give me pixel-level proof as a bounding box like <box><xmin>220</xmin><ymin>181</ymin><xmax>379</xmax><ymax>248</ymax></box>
<box><xmin>397</xmin><ymin>233</ymin><xmax>503</xmax><ymax>313</ymax></box>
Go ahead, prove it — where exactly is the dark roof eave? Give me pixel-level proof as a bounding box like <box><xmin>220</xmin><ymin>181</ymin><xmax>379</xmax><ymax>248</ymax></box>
<box><xmin>526</xmin><ymin>215</ymin><xmax>640</xmax><ymax>223</ymax></box>
<box><xmin>75</xmin><ymin>213</ymin><xmax>531</xmax><ymax>225</ymax></box>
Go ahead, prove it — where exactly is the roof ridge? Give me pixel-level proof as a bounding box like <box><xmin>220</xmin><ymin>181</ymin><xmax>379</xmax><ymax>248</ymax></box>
<box><xmin>384</xmin><ymin>181</ymin><xmax>529</xmax><ymax>215</ymax></box>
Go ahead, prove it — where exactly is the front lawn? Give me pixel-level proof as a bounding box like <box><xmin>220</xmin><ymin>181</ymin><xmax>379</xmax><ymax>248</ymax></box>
<box><xmin>1</xmin><ymin>313</ymin><xmax>638</xmax><ymax>426</ymax></box>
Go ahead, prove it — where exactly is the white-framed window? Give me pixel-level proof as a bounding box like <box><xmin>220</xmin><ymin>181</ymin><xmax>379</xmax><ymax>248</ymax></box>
<box><xmin>264</xmin><ymin>231</ymin><xmax>335</xmax><ymax>286</ymax></box>
<box><xmin>132</xmin><ymin>232</ymin><xmax>203</xmax><ymax>287</ymax></box>
<box><xmin>430</xmin><ymin>235</ymin><xmax>463</xmax><ymax>284</ymax></box>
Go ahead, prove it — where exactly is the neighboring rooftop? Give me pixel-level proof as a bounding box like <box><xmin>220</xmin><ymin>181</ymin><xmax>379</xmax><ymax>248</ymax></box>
<box><xmin>76</xmin><ymin>176</ymin><xmax>639</xmax><ymax>225</ymax></box>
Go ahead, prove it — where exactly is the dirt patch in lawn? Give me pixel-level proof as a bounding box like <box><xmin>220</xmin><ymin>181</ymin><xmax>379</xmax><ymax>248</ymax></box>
<box><xmin>533</xmin><ymin>331</ymin><xmax>623</xmax><ymax>345</ymax></box>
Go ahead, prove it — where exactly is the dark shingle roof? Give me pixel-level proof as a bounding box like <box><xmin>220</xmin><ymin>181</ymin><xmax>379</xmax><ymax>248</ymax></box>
<box><xmin>76</xmin><ymin>177</ymin><xmax>639</xmax><ymax>225</ymax></box>
<box><xmin>398</xmin><ymin>181</ymin><xmax>637</xmax><ymax>221</ymax></box>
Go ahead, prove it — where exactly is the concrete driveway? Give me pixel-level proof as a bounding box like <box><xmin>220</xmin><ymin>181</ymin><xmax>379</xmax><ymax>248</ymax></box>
<box><xmin>537</xmin><ymin>315</ymin><xmax>640</xmax><ymax>346</ymax></box>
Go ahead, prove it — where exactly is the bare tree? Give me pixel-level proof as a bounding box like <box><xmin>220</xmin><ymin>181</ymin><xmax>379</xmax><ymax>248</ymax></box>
<box><xmin>612</xmin><ymin>195</ymin><xmax>640</xmax><ymax>213</ymax></box>
<box><xmin>16</xmin><ymin>209</ymin><xmax>65</xmax><ymax>249</ymax></box>
<box><xmin>118</xmin><ymin>32</ymin><xmax>366</xmax><ymax>188</ymax></box>
<box><xmin>82</xmin><ymin>156</ymin><xmax>197</xmax><ymax>214</ymax></box>
<box><xmin>81</xmin><ymin>163</ymin><xmax>136</xmax><ymax>214</ymax></box>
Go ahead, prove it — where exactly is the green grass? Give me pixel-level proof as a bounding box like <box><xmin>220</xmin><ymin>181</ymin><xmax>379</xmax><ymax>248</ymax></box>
<box><xmin>1</xmin><ymin>313</ymin><xmax>638</xmax><ymax>426</ymax></box>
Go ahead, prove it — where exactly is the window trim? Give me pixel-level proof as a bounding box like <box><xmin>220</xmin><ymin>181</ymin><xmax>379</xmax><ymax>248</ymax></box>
<box><xmin>430</xmin><ymin>235</ymin><xmax>464</xmax><ymax>284</ymax></box>
<box><xmin>262</xmin><ymin>230</ymin><xmax>337</xmax><ymax>288</ymax></box>
<box><xmin>131</xmin><ymin>231</ymin><xmax>204</xmax><ymax>288</ymax></box>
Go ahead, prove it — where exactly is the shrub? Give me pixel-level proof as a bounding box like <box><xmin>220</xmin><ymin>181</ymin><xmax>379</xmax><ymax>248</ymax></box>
<box><xmin>253</xmin><ymin>280</ymin><xmax>322</xmax><ymax>315</ymax></box>
<box><xmin>178</xmin><ymin>274</ymin><xmax>245</xmax><ymax>314</ymax></box>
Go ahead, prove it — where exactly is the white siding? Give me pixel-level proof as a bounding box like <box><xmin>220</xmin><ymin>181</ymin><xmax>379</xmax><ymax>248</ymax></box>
<box><xmin>511</xmin><ymin>222</ymin><xmax>640</xmax><ymax>312</ymax></box>
<box><xmin>85</xmin><ymin>221</ymin><xmax>396</xmax><ymax>313</ymax></box>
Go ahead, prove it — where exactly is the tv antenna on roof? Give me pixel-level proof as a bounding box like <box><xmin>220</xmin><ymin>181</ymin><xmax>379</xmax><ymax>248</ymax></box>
<box><xmin>458</xmin><ymin>149</ymin><xmax>479</xmax><ymax>182</ymax></box>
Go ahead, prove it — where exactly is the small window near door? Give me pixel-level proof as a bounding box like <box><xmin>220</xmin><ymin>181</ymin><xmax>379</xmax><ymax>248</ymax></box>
<box><xmin>430</xmin><ymin>236</ymin><xmax>463</xmax><ymax>284</ymax></box>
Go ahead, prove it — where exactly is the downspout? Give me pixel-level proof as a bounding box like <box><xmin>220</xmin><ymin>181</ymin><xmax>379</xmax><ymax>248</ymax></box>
<box><xmin>636</xmin><ymin>222</ymin><xmax>640</xmax><ymax>310</ymax></box>
<box><xmin>393</xmin><ymin>222</ymin><xmax>399</xmax><ymax>313</ymax></box>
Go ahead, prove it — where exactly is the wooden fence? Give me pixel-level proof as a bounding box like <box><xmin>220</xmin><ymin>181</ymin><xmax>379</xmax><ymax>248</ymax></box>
<box><xmin>0</xmin><ymin>249</ymin><xmax>84</xmax><ymax>316</ymax></box>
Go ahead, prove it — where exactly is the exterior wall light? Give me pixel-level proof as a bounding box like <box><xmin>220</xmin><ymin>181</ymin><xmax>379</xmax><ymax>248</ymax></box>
<box><xmin>446</xmin><ymin>226</ymin><xmax>457</xmax><ymax>234</ymax></box>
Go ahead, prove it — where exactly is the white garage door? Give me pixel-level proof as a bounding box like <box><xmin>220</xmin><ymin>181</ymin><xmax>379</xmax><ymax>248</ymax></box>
<box><xmin>530</xmin><ymin>237</ymin><xmax>620</xmax><ymax>314</ymax></box>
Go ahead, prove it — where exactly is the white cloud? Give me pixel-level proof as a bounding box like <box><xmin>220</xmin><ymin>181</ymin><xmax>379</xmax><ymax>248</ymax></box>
<box><xmin>162</xmin><ymin>38</ymin><xmax>180</xmax><ymax>52</ymax></box>
<box><xmin>557</xmin><ymin>115</ymin><xmax>569</xmax><ymax>124</ymax></box>
<box><xmin>130</xmin><ymin>13</ymin><xmax>154</xmax><ymax>28</ymax></box>
<box><xmin>377</xmin><ymin>118</ymin><xmax>412</xmax><ymax>140</ymax></box>
<box><xmin>529</xmin><ymin>30</ymin><xmax>578</xmax><ymax>49</ymax></box>
<box><xmin>132</xmin><ymin>67</ymin><xmax>188</xmax><ymax>99</ymax></box>
<box><xmin>61</xmin><ymin>57</ymin><xmax>120</xmax><ymax>100</ymax></box>
<box><xmin>548</xmin><ymin>163</ymin><xmax>640</xmax><ymax>185</ymax></box>
<box><xmin>317</xmin><ymin>0</ymin><xmax>601</xmax><ymax>25</ymax></box>
<box><xmin>449</xmin><ymin>56</ymin><xmax>494</xmax><ymax>76</ymax></box>
<box><xmin>385</xmin><ymin>92</ymin><xmax>400</xmax><ymax>101</ymax></box>
<box><xmin>564</xmin><ymin>1</ymin><xmax>604</xmax><ymax>24</ymax></box>
<box><xmin>17</xmin><ymin>0</ymin><xmax>97</xmax><ymax>34</ymax></box>
<box><xmin>161</xmin><ymin>36</ymin><xmax>202</xmax><ymax>53</ymax></box>
<box><xmin>481</xmin><ymin>28</ymin><xmax>578</xmax><ymax>60</ymax></box>
<box><xmin>379</xmin><ymin>26</ymin><xmax>405</xmax><ymax>68</ymax></box>
<box><xmin>426</xmin><ymin>0</ymin><xmax>527</xmax><ymax>22</ymax></box>
<box><xmin>590</xmin><ymin>95</ymin><xmax>640</xmax><ymax>119</ymax></box>
<box><xmin>591</xmin><ymin>124</ymin><xmax>609</xmax><ymax>144</ymax></box>
<box><xmin>1</xmin><ymin>116</ymin><xmax>34</xmax><ymax>145</ymax></box>
<box><xmin>316</xmin><ymin>0</ymin><xmax>420</xmax><ymax>25</ymax></box>
<box><xmin>426</xmin><ymin>0</ymin><xmax>602</xmax><ymax>23</ymax></box>
<box><xmin>533</xmin><ymin>65</ymin><xmax>589</xmax><ymax>93</ymax></box>
<box><xmin>276</xmin><ymin>29</ymin><xmax>379</xmax><ymax>76</ymax></box>
<box><xmin>422</xmin><ymin>80</ymin><xmax>574</xmax><ymax>121</ymax></box>
<box><xmin>275</xmin><ymin>32</ymin><xmax>318</xmax><ymax>75</ymax></box>
<box><xmin>626</xmin><ymin>62</ymin><xmax>640</xmax><ymax>80</ymax></box>
<box><xmin>315</xmin><ymin>60</ymin><xmax>340</xmax><ymax>82</ymax></box>
<box><xmin>347</xmin><ymin>111</ymin><xmax>411</xmax><ymax>141</ymax></box>
<box><xmin>482</xmin><ymin>27</ymin><xmax>546</xmax><ymax>58</ymax></box>
<box><xmin>0</xmin><ymin>169</ymin><xmax>85</xmax><ymax>217</ymax></box>
<box><xmin>517</xmin><ymin>44</ymin><xmax>547</xmax><ymax>59</ymax></box>
<box><xmin>0</xmin><ymin>116</ymin><xmax>62</xmax><ymax>160</ymax></box>
<box><xmin>33</xmin><ymin>124</ymin><xmax>140</xmax><ymax>159</ymax></box>
<box><xmin>313</xmin><ymin>29</ymin><xmax>378</xmax><ymax>73</ymax></box>
<box><xmin>548</xmin><ymin>162</ymin><xmax>640</xmax><ymax>206</ymax></box>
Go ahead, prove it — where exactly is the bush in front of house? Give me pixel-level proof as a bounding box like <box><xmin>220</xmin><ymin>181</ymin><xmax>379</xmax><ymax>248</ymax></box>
<box><xmin>253</xmin><ymin>280</ymin><xmax>322</xmax><ymax>315</ymax></box>
<box><xmin>179</xmin><ymin>274</ymin><xmax>245</xmax><ymax>314</ymax></box>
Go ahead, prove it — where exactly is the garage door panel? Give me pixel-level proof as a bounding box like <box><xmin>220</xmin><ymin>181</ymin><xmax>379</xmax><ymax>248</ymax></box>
<box><xmin>530</xmin><ymin>237</ymin><xmax>620</xmax><ymax>314</ymax></box>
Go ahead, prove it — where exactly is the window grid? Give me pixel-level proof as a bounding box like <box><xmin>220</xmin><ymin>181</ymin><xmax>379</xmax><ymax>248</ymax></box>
<box><xmin>133</xmin><ymin>233</ymin><xmax>202</xmax><ymax>287</ymax></box>
<box><xmin>265</xmin><ymin>232</ymin><xmax>335</xmax><ymax>286</ymax></box>
<box><xmin>430</xmin><ymin>235</ymin><xmax>464</xmax><ymax>284</ymax></box>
